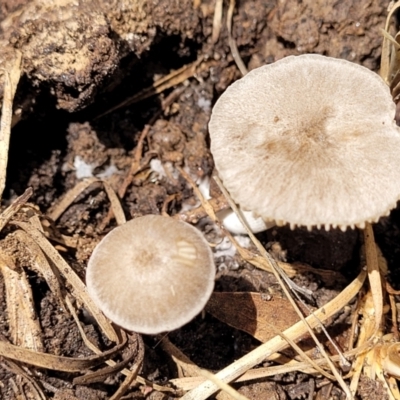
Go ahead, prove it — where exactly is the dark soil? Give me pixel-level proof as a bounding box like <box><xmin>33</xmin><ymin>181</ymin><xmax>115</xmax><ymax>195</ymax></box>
<box><xmin>0</xmin><ymin>0</ymin><xmax>398</xmax><ymax>399</ymax></box>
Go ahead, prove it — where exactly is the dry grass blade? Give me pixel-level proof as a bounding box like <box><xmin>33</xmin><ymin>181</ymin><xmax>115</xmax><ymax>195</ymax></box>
<box><xmin>100</xmin><ymin>125</ymin><xmax>152</xmax><ymax>229</ymax></box>
<box><xmin>167</xmin><ymin>341</ymin><xmax>338</xmax><ymax>391</ymax></box>
<box><xmin>0</xmin><ymin>253</ymin><xmax>43</xmax><ymax>352</ymax></box>
<box><xmin>380</xmin><ymin>0</ymin><xmax>400</xmax><ymax>83</ymax></box>
<box><xmin>48</xmin><ymin>177</ymin><xmax>98</xmax><ymax>221</ymax></box>
<box><xmin>172</xmin><ymin>352</ymin><xmax>354</xmax><ymax>391</ymax></box>
<box><xmin>389</xmin><ymin>292</ymin><xmax>399</xmax><ymax>341</ymax></box>
<box><xmin>177</xmin><ymin>166</ymin><xmax>217</xmax><ymax>221</ymax></box>
<box><xmin>48</xmin><ymin>178</ymin><xmax>126</xmax><ymax>226</ymax></box>
<box><xmin>212</xmin><ymin>0</ymin><xmax>224</xmax><ymax>43</ymax></box>
<box><xmin>66</xmin><ymin>295</ymin><xmax>129</xmax><ymax>385</ymax></box>
<box><xmin>73</xmin><ymin>338</ymin><xmax>139</xmax><ymax>385</ymax></box>
<box><xmin>349</xmin><ymin>294</ymin><xmax>373</xmax><ymax>395</ymax></box>
<box><xmin>0</xmin><ymin>335</ymin><xmax>127</xmax><ymax>372</ymax></box>
<box><xmin>109</xmin><ymin>336</ymin><xmax>145</xmax><ymax>400</ymax></box>
<box><xmin>199</xmin><ymin>369</ymin><xmax>250</xmax><ymax>400</ymax></box>
<box><xmin>175</xmin><ymin>194</ymin><xmax>229</xmax><ymax>224</ymax></box>
<box><xmin>227</xmin><ymin>0</ymin><xmax>248</xmax><ymax>76</ymax></box>
<box><xmin>101</xmin><ymin>179</ymin><xmax>126</xmax><ymax>225</ymax></box>
<box><xmin>64</xmin><ymin>298</ymin><xmax>106</xmax><ymax>375</ymax></box>
<box><xmin>72</xmin><ymin>328</ymin><xmax>139</xmax><ymax>386</ymax></box>
<box><xmin>0</xmin><ymin>187</ymin><xmax>32</xmax><ymax>233</ymax></box>
<box><xmin>117</xmin><ymin>125</ymin><xmax>151</xmax><ymax>200</ymax></box>
<box><xmin>27</xmin><ymin>207</ymin><xmax>45</xmax><ymax>232</ymax></box>
<box><xmin>0</xmin><ymin>50</ymin><xmax>22</xmax><ymax>202</ymax></box>
<box><xmin>13</xmin><ymin>220</ymin><xmax>118</xmax><ymax>342</ymax></box>
<box><xmin>181</xmin><ymin>269</ymin><xmax>366</xmax><ymax>399</ymax></box>
<box><xmin>245</xmin><ymin>250</ymin><xmax>345</xmax><ymax>284</ymax></box>
<box><xmin>272</xmin><ymin>328</ymin><xmax>335</xmax><ymax>381</ymax></box>
<box><xmin>96</xmin><ymin>56</ymin><xmax>204</xmax><ymax>119</ymax></box>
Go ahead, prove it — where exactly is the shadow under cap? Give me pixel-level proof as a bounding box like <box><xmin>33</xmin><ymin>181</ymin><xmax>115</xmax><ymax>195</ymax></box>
<box><xmin>209</xmin><ymin>54</ymin><xmax>400</xmax><ymax>231</ymax></box>
<box><xmin>86</xmin><ymin>215</ymin><xmax>215</xmax><ymax>335</ymax></box>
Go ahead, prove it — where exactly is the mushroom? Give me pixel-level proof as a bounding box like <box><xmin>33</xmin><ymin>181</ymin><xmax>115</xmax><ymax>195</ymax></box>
<box><xmin>209</xmin><ymin>54</ymin><xmax>400</xmax><ymax>231</ymax></box>
<box><xmin>86</xmin><ymin>215</ymin><xmax>215</xmax><ymax>334</ymax></box>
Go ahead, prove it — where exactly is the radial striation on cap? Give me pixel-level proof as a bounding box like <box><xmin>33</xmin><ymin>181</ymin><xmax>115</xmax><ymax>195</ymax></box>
<box><xmin>209</xmin><ymin>54</ymin><xmax>400</xmax><ymax>230</ymax></box>
<box><xmin>86</xmin><ymin>215</ymin><xmax>215</xmax><ymax>334</ymax></box>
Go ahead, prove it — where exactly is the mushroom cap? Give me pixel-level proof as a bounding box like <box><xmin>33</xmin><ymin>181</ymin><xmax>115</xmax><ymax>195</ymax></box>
<box><xmin>86</xmin><ymin>215</ymin><xmax>215</xmax><ymax>334</ymax></box>
<box><xmin>209</xmin><ymin>54</ymin><xmax>400</xmax><ymax>230</ymax></box>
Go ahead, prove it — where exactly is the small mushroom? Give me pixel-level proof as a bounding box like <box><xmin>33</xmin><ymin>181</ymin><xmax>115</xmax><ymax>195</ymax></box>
<box><xmin>209</xmin><ymin>54</ymin><xmax>400</xmax><ymax>230</ymax></box>
<box><xmin>86</xmin><ymin>215</ymin><xmax>215</xmax><ymax>334</ymax></box>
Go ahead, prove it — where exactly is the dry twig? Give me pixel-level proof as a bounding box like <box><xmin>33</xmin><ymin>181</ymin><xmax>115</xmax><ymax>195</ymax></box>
<box><xmin>227</xmin><ymin>0</ymin><xmax>248</xmax><ymax>76</ymax></box>
<box><xmin>0</xmin><ymin>50</ymin><xmax>22</xmax><ymax>201</ymax></box>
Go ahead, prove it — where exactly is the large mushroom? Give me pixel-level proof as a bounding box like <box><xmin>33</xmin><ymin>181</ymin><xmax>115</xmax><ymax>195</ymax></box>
<box><xmin>209</xmin><ymin>54</ymin><xmax>400</xmax><ymax>231</ymax></box>
<box><xmin>86</xmin><ymin>215</ymin><xmax>215</xmax><ymax>334</ymax></box>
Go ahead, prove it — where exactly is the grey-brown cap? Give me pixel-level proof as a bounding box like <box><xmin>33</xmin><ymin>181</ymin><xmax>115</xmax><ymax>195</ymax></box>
<box><xmin>86</xmin><ymin>215</ymin><xmax>215</xmax><ymax>334</ymax></box>
<box><xmin>209</xmin><ymin>54</ymin><xmax>400</xmax><ymax>230</ymax></box>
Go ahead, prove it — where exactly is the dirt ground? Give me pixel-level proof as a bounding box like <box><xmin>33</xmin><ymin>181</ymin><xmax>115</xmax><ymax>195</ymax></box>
<box><xmin>0</xmin><ymin>0</ymin><xmax>399</xmax><ymax>399</ymax></box>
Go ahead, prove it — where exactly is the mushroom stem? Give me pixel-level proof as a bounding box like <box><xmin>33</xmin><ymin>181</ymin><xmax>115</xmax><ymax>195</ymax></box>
<box><xmin>217</xmin><ymin>208</ymin><xmax>275</xmax><ymax>234</ymax></box>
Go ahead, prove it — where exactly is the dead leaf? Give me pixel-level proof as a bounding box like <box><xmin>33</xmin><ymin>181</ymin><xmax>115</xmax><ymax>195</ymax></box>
<box><xmin>206</xmin><ymin>292</ymin><xmax>302</xmax><ymax>343</ymax></box>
